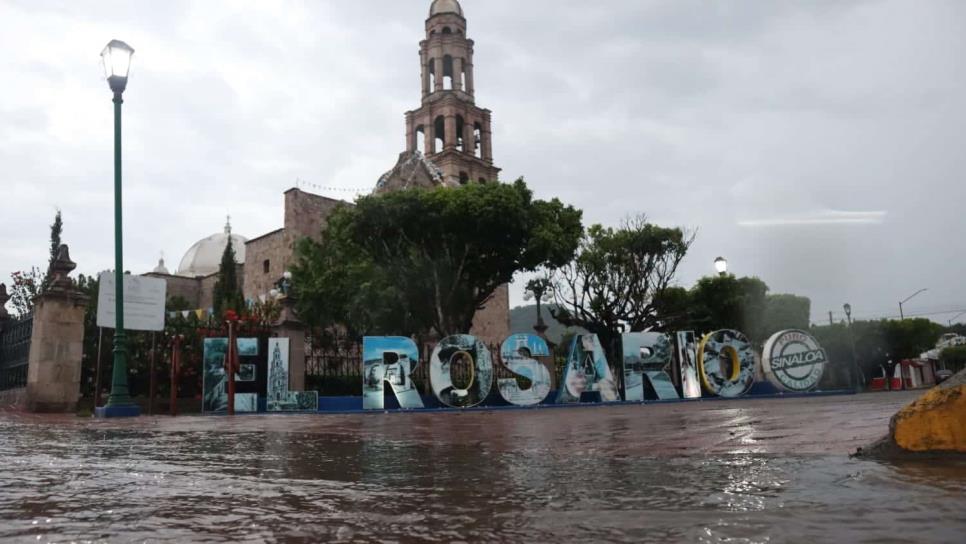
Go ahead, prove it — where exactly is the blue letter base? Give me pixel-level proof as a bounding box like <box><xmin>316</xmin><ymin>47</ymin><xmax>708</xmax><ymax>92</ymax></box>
<box><xmin>95</xmin><ymin>405</ymin><xmax>142</xmax><ymax>419</ymax></box>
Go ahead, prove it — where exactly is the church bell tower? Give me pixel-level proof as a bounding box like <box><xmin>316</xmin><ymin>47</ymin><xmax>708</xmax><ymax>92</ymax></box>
<box><xmin>377</xmin><ymin>0</ymin><xmax>501</xmax><ymax>192</ymax></box>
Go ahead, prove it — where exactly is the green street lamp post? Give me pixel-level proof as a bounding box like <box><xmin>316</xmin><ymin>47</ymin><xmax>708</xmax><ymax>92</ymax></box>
<box><xmin>97</xmin><ymin>39</ymin><xmax>140</xmax><ymax>418</ymax></box>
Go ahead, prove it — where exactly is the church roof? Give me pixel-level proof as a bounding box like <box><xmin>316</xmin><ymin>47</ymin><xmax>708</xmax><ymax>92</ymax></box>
<box><xmin>375</xmin><ymin>151</ymin><xmax>452</xmax><ymax>194</ymax></box>
<box><xmin>177</xmin><ymin>220</ymin><xmax>247</xmax><ymax>277</ymax></box>
<box><xmin>430</xmin><ymin>0</ymin><xmax>463</xmax><ymax>17</ymax></box>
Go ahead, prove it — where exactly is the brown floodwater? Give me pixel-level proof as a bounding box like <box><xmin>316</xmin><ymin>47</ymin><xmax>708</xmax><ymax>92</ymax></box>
<box><xmin>1</xmin><ymin>394</ymin><xmax>964</xmax><ymax>543</ymax></box>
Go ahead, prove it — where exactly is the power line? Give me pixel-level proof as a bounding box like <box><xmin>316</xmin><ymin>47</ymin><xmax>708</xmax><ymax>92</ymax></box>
<box><xmin>294</xmin><ymin>177</ymin><xmax>372</xmax><ymax>195</ymax></box>
<box><xmin>813</xmin><ymin>307</ymin><xmax>966</xmax><ymax>326</ymax></box>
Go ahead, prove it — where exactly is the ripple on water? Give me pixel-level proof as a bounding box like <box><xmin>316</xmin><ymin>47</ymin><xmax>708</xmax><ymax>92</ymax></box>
<box><xmin>0</xmin><ymin>417</ymin><xmax>964</xmax><ymax>543</ymax></box>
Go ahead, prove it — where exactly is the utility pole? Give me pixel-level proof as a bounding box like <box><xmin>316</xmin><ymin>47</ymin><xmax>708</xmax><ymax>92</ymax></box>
<box><xmin>899</xmin><ymin>288</ymin><xmax>928</xmax><ymax>320</ymax></box>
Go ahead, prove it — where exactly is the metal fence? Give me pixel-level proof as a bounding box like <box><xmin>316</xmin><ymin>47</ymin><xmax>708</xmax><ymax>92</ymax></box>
<box><xmin>0</xmin><ymin>316</ymin><xmax>33</xmax><ymax>391</ymax></box>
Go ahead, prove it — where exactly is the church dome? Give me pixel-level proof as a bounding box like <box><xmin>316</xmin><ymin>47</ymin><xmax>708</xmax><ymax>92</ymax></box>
<box><xmin>152</xmin><ymin>256</ymin><xmax>170</xmax><ymax>275</ymax></box>
<box><xmin>430</xmin><ymin>0</ymin><xmax>463</xmax><ymax>17</ymax></box>
<box><xmin>177</xmin><ymin>221</ymin><xmax>247</xmax><ymax>277</ymax></box>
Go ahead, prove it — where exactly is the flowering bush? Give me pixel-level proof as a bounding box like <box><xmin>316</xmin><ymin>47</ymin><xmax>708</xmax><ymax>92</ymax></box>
<box><xmin>8</xmin><ymin>268</ymin><xmax>44</xmax><ymax>319</ymax></box>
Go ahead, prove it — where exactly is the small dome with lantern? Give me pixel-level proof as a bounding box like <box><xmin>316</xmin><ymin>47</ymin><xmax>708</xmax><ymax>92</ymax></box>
<box><xmin>430</xmin><ymin>0</ymin><xmax>463</xmax><ymax>17</ymax></box>
<box><xmin>152</xmin><ymin>254</ymin><xmax>170</xmax><ymax>275</ymax></box>
<box><xmin>177</xmin><ymin>219</ymin><xmax>247</xmax><ymax>277</ymax></box>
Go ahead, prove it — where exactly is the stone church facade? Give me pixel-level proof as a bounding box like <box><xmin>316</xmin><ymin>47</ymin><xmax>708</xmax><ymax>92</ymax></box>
<box><xmin>147</xmin><ymin>0</ymin><xmax>510</xmax><ymax>345</ymax></box>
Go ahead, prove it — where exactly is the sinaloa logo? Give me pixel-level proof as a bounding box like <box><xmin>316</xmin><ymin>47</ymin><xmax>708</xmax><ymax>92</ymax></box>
<box><xmin>762</xmin><ymin>330</ymin><xmax>827</xmax><ymax>392</ymax></box>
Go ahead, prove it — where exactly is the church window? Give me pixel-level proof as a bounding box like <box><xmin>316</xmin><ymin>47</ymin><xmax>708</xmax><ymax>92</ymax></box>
<box><xmin>460</xmin><ymin>58</ymin><xmax>467</xmax><ymax>90</ymax></box>
<box><xmin>263</xmin><ymin>259</ymin><xmax>270</xmax><ymax>274</ymax></box>
<box><xmin>442</xmin><ymin>27</ymin><xmax>452</xmax><ymax>34</ymax></box>
<box><xmin>428</xmin><ymin>58</ymin><xmax>437</xmax><ymax>91</ymax></box>
<box><xmin>478</xmin><ymin>177</ymin><xmax>487</xmax><ymax>184</ymax></box>
<box><xmin>416</xmin><ymin>125</ymin><xmax>426</xmax><ymax>154</ymax></box>
<box><xmin>473</xmin><ymin>123</ymin><xmax>483</xmax><ymax>158</ymax></box>
<box><xmin>443</xmin><ymin>55</ymin><xmax>454</xmax><ymax>90</ymax></box>
<box><xmin>434</xmin><ymin>116</ymin><xmax>446</xmax><ymax>152</ymax></box>
<box><xmin>455</xmin><ymin>115</ymin><xmax>465</xmax><ymax>152</ymax></box>
<box><xmin>460</xmin><ymin>172</ymin><xmax>470</xmax><ymax>185</ymax></box>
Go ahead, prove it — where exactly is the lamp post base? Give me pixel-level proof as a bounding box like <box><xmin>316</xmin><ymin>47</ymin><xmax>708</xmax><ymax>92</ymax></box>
<box><xmin>94</xmin><ymin>404</ymin><xmax>141</xmax><ymax>419</ymax></box>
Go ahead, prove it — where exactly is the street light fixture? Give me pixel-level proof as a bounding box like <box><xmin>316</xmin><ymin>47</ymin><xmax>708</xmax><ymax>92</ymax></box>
<box><xmin>524</xmin><ymin>277</ymin><xmax>553</xmax><ymax>336</ymax></box>
<box><xmin>96</xmin><ymin>39</ymin><xmax>139</xmax><ymax>418</ymax></box>
<box><xmin>101</xmin><ymin>40</ymin><xmax>134</xmax><ymax>93</ymax></box>
<box><xmin>714</xmin><ymin>257</ymin><xmax>728</xmax><ymax>277</ymax></box>
<box><xmin>949</xmin><ymin>311</ymin><xmax>966</xmax><ymax>326</ymax></box>
<box><xmin>899</xmin><ymin>288</ymin><xmax>928</xmax><ymax>320</ymax></box>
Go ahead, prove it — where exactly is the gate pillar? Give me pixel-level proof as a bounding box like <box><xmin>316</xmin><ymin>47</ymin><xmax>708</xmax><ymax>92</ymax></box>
<box><xmin>25</xmin><ymin>245</ymin><xmax>89</xmax><ymax>413</ymax></box>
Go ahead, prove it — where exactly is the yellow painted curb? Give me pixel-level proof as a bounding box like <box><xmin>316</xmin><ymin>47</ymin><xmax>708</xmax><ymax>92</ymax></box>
<box><xmin>892</xmin><ymin>384</ymin><xmax>966</xmax><ymax>453</ymax></box>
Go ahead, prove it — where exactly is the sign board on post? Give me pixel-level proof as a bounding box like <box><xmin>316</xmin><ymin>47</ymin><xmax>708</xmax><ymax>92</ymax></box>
<box><xmin>96</xmin><ymin>272</ymin><xmax>167</xmax><ymax>332</ymax></box>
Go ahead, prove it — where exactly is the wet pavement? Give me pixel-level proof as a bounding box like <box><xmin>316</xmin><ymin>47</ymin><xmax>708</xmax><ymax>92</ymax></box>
<box><xmin>1</xmin><ymin>391</ymin><xmax>964</xmax><ymax>542</ymax></box>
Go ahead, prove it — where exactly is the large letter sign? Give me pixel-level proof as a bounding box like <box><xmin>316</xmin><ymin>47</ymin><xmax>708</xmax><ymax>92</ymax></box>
<box><xmin>622</xmin><ymin>333</ymin><xmax>679</xmax><ymax>401</ymax></box>
<box><xmin>762</xmin><ymin>330</ymin><xmax>827</xmax><ymax>392</ymax></box>
<box><xmin>430</xmin><ymin>335</ymin><xmax>494</xmax><ymax>408</ymax></box>
<box><xmin>363</xmin><ymin>337</ymin><xmax>425</xmax><ymax>410</ymax></box>
<box><xmin>202</xmin><ymin>337</ymin><xmax>260</xmax><ymax>414</ymax></box>
<box><xmin>675</xmin><ymin>331</ymin><xmax>703</xmax><ymax>399</ymax></box>
<box><xmin>557</xmin><ymin>334</ymin><xmax>619</xmax><ymax>403</ymax></box>
<box><xmin>697</xmin><ymin>330</ymin><xmax>757</xmax><ymax>398</ymax></box>
<box><xmin>267</xmin><ymin>338</ymin><xmax>319</xmax><ymax>412</ymax></box>
<box><xmin>498</xmin><ymin>334</ymin><xmax>552</xmax><ymax>406</ymax></box>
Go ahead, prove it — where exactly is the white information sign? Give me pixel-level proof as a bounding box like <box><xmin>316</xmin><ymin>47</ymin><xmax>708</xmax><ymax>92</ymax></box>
<box><xmin>96</xmin><ymin>272</ymin><xmax>167</xmax><ymax>332</ymax></box>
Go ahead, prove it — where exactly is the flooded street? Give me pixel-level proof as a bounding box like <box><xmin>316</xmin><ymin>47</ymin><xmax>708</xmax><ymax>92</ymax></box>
<box><xmin>1</xmin><ymin>393</ymin><xmax>964</xmax><ymax>543</ymax></box>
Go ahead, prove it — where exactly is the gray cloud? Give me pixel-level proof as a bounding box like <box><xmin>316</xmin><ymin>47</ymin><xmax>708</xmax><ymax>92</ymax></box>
<box><xmin>2</xmin><ymin>0</ymin><xmax>965</xmax><ymax>325</ymax></box>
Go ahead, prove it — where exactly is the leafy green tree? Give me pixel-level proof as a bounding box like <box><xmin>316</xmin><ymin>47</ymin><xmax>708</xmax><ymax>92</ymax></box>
<box><xmin>294</xmin><ymin>179</ymin><xmax>583</xmax><ymax>338</ymax></box>
<box><xmin>881</xmin><ymin>318</ymin><xmax>944</xmax><ymax>360</ymax></box>
<box><xmin>810</xmin><ymin>318</ymin><xmax>944</xmax><ymax>387</ymax></box>
<box><xmin>665</xmin><ymin>276</ymin><xmax>811</xmax><ymax>345</ymax></box>
<box><xmin>49</xmin><ymin>210</ymin><xmax>63</xmax><ymax>265</ymax></box>
<box><xmin>212</xmin><ymin>237</ymin><xmax>244</xmax><ymax>318</ymax></box>
<box><xmin>38</xmin><ymin>210</ymin><xmax>63</xmax><ymax>294</ymax></box>
<box><xmin>763</xmin><ymin>294</ymin><xmax>811</xmax><ymax>335</ymax></box>
<box><xmin>549</xmin><ymin>215</ymin><xmax>694</xmax><ymax>361</ymax></box>
<box><xmin>940</xmin><ymin>346</ymin><xmax>966</xmax><ymax>373</ymax></box>
<box><xmin>77</xmin><ymin>274</ymin><xmax>101</xmax><ymax>400</ymax></box>
<box><xmin>166</xmin><ymin>296</ymin><xmax>193</xmax><ymax>313</ymax></box>
<box><xmin>650</xmin><ymin>286</ymin><xmax>695</xmax><ymax>333</ymax></box>
<box><xmin>687</xmin><ymin>275</ymin><xmax>769</xmax><ymax>342</ymax></box>
<box><xmin>294</xmin><ymin>210</ymin><xmax>416</xmax><ymax>337</ymax></box>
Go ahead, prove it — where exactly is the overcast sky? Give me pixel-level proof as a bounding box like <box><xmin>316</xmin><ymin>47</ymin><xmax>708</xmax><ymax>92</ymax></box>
<box><xmin>2</xmin><ymin>0</ymin><xmax>965</xmax><ymax>324</ymax></box>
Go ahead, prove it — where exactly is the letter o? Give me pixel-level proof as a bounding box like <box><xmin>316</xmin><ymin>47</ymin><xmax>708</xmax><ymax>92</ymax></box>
<box><xmin>697</xmin><ymin>329</ymin><xmax>756</xmax><ymax>398</ymax></box>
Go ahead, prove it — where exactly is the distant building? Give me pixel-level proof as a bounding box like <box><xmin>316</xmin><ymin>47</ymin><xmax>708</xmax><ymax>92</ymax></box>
<box><xmin>145</xmin><ymin>0</ymin><xmax>510</xmax><ymax>345</ymax></box>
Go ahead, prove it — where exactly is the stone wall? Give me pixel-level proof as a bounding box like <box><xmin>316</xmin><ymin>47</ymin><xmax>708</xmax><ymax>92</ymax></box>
<box><xmin>470</xmin><ymin>284</ymin><xmax>511</xmax><ymax>346</ymax></box>
<box><xmin>144</xmin><ymin>273</ymin><xmax>202</xmax><ymax>308</ymax></box>
<box><xmin>244</xmin><ymin>229</ymin><xmax>286</xmax><ymax>302</ymax></box>
<box><xmin>243</xmin><ymin>189</ymin><xmax>348</xmax><ymax>302</ymax></box>
<box><xmin>25</xmin><ymin>246</ymin><xmax>88</xmax><ymax>413</ymax></box>
<box><xmin>284</xmin><ymin>188</ymin><xmax>345</xmax><ymax>241</ymax></box>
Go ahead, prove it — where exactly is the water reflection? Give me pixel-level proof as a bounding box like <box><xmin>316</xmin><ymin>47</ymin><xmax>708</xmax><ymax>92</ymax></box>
<box><xmin>0</xmin><ymin>415</ymin><xmax>963</xmax><ymax>543</ymax></box>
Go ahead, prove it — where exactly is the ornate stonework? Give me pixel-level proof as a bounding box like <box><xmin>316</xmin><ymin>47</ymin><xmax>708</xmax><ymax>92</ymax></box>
<box><xmin>147</xmin><ymin>0</ymin><xmax>510</xmax><ymax>345</ymax></box>
<box><xmin>378</xmin><ymin>0</ymin><xmax>501</xmax><ymax>191</ymax></box>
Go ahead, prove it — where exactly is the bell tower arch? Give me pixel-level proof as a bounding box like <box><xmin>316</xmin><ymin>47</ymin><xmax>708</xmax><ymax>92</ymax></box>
<box><xmin>405</xmin><ymin>0</ymin><xmax>500</xmax><ymax>186</ymax></box>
